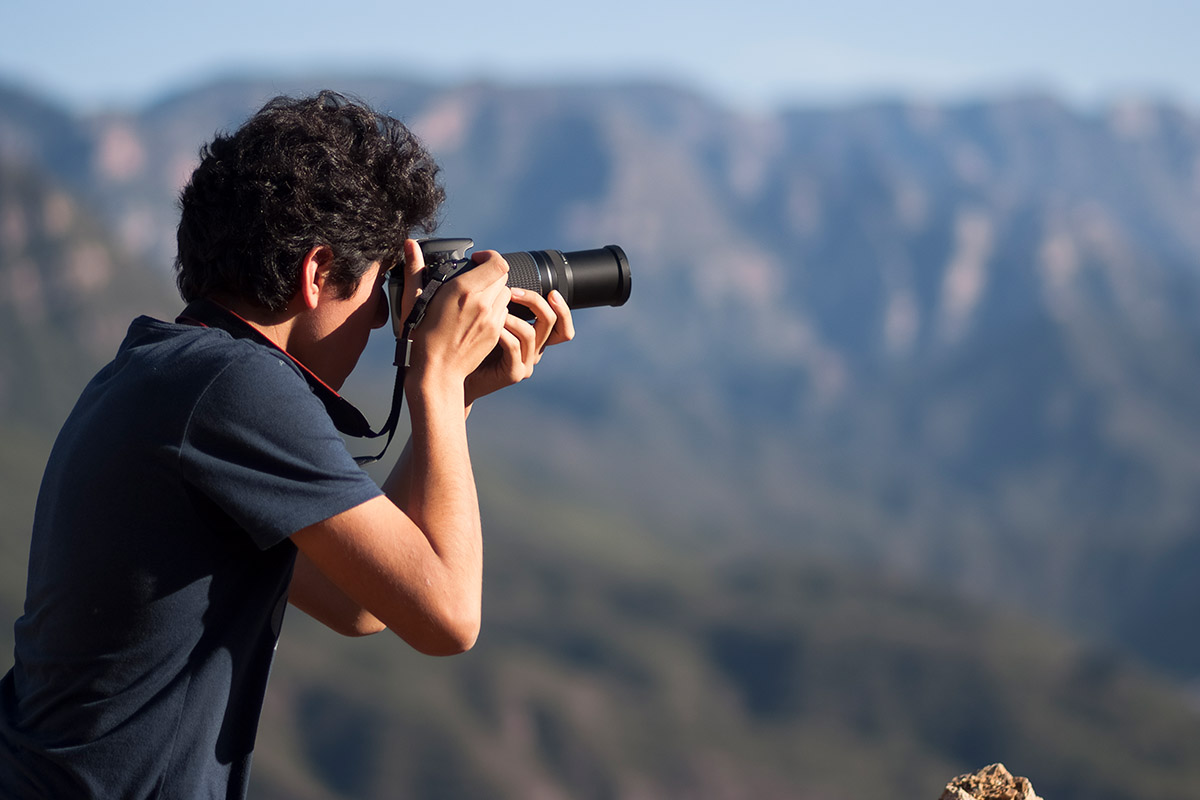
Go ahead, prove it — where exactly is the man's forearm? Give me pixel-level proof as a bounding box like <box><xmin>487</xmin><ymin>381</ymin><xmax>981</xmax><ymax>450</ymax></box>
<box><xmin>387</xmin><ymin>374</ymin><xmax>483</xmax><ymax>628</ymax></box>
<box><xmin>381</xmin><ymin>438</ymin><xmax>416</xmax><ymax>510</ymax></box>
<box><xmin>381</xmin><ymin>395</ymin><xmax>474</xmax><ymax>510</ymax></box>
<box><xmin>290</xmin><ymin>372</ymin><xmax>483</xmax><ymax>654</ymax></box>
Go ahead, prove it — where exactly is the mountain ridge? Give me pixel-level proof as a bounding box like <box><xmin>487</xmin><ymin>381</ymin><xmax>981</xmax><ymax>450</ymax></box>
<box><xmin>4</xmin><ymin>71</ymin><xmax>1200</xmax><ymax>663</ymax></box>
<box><xmin>5</xmin><ymin>70</ymin><xmax>1200</xmax><ymax>798</ymax></box>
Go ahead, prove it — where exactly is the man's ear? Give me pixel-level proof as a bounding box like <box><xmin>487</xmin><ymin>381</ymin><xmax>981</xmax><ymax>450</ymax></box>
<box><xmin>299</xmin><ymin>245</ymin><xmax>336</xmax><ymax>310</ymax></box>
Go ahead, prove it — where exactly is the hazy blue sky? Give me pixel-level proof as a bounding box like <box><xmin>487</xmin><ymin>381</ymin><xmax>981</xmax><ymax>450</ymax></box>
<box><xmin>2</xmin><ymin>0</ymin><xmax>1196</xmax><ymax>112</ymax></box>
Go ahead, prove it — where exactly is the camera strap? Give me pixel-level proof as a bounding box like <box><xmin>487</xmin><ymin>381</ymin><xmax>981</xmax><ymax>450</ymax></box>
<box><xmin>395</xmin><ymin>253</ymin><xmax>479</xmax><ymax>368</ymax></box>
<box><xmin>176</xmin><ymin>298</ymin><xmax>404</xmax><ymax>465</ymax></box>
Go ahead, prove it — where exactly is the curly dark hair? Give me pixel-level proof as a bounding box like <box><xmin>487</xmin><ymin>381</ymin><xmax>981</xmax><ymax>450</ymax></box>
<box><xmin>174</xmin><ymin>91</ymin><xmax>445</xmax><ymax>310</ymax></box>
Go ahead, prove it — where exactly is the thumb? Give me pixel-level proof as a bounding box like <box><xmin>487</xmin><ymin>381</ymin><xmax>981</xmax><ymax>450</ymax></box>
<box><xmin>402</xmin><ymin>239</ymin><xmax>426</xmax><ymax>289</ymax></box>
<box><xmin>398</xmin><ymin>238</ymin><xmax>426</xmax><ymax>323</ymax></box>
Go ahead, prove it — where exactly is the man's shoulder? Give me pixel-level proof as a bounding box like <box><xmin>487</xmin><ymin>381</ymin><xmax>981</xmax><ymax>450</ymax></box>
<box><xmin>119</xmin><ymin>315</ymin><xmax>303</xmax><ymax>387</ymax></box>
<box><xmin>72</xmin><ymin>315</ymin><xmax>312</xmax><ymax>435</ymax></box>
<box><xmin>122</xmin><ymin>315</ymin><xmax>272</xmax><ymax>360</ymax></box>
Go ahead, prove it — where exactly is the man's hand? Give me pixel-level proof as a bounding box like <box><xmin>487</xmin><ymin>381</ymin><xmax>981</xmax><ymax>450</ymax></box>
<box><xmin>398</xmin><ymin>239</ymin><xmax>512</xmax><ymax>390</ymax></box>
<box><xmin>465</xmin><ymin>287</ymin><xmax>576</xmax><ymax>406</ymax></box>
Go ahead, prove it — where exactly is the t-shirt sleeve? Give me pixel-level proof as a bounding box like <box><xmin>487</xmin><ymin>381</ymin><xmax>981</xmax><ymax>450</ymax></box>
<box><xmin>178</xmin><ymin>347</ymin><xmax>383</xmax><ymax>550</ymax></box>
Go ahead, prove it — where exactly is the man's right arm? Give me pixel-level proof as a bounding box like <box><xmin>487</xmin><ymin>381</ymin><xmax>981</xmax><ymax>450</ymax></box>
<box><xmin>290</xmin><ymin>244</ymin><xmax>511</xmax><ymax>655</ymax></box>
<box><xmin>290</xmin><ymin>372</ymin><xmax>482</xmax><ymax>655</ymax></box>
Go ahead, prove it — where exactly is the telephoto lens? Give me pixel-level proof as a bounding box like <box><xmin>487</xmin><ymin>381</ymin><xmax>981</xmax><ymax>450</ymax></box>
<box><xmin>501</xmin><ymin>246</ymin><xmax>631</xmax><ymax>320</ymax></box>
<box><xmin>413</xmin><ymin>238</ymin><xmax>632</xmax><ymax>322</ymax></box>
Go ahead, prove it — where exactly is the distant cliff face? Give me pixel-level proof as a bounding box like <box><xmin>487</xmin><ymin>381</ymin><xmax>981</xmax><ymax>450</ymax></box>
<box><xmin>4</xmin><ymin>76</ymin><xmax>1200</xmax><ymax>672</ymax></box>
<box><xmin>0</xmin><ymin>160</ymin><xmax>174</xmax><ymax>432</ymax></box>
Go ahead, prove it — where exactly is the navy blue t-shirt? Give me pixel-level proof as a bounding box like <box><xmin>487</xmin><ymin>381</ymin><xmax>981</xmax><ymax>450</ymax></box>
<box><xmin>0</xmin><ymin>316</ymin><xmax>383</xmax><ymax>798</ymax></box>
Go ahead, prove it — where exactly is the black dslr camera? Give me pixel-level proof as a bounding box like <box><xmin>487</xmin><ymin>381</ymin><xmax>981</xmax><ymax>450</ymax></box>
<box><xmin>361</xmin><ymin>238</ymin><xmax>630</xmax><ymax>465</ymax></box>
<box><xmin>390</xmin><ymin>238</ymin><xmax>631</xmax><ymax>330</ymax></box>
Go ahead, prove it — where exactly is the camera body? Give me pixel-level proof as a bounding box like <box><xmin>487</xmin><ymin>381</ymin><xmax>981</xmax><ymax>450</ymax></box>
<box><xmin>387</xmin><ymin>238</ymin><xmax>631</xmax><ymax>331</ymax></box>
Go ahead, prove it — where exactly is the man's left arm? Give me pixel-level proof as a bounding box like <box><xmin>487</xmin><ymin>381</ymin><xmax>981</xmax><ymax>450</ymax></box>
<box><xmin>289</xmin><ymin>549</ymin><xmax>387</xmax><ymax>635</ymax></box>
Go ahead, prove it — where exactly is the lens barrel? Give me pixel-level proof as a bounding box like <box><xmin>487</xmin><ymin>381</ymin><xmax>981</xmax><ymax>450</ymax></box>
<box><xmin>501</xmin><ymin>246</ymin><xmax>631</xmax><ymax>319</ymax></box>
<box><xmin>409</xmin><ymin>239</ymin><xmax>632</xmax><ymax>326</ymax></box>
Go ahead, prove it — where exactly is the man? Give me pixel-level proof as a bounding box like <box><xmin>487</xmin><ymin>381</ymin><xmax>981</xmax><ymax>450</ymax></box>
<box><xmin>0</xmin><ymin>91</ymin><xmax>574</xmax><ymax>798</ymax></box>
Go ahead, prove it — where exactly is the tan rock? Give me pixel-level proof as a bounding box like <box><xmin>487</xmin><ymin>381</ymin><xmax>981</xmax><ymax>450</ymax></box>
<box><xmin>938</xmin><ymin>763</ymin><xmax>1043</xmax><ymax>800</ymax></box>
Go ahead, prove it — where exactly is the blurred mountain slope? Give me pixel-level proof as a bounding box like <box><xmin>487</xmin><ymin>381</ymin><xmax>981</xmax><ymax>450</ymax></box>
<box><xmin>4</xmin><ymin>75</ymin><xmax>1200</xmax><ymax>674</ymax></box>
<box><xmin>4</xmin><ymin>74</ymin><xmax>1200</xmax><ymax>799</ymax></box>
<box><xmin>0</xmin><ymin>157</ymin><xmax>175</xmax><ymax>432</ymax></box>
<box><xmin>250</xmin><ymin>473</ymin><xmax>1200</xmax><ymax>800</ymax></box>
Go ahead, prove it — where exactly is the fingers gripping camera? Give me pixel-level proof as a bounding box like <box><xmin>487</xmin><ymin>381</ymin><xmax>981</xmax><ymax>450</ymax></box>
<box><xmin>388</xmin><ymin>238</ymin><xmax>631</xmax><ymax>335</ymax></box>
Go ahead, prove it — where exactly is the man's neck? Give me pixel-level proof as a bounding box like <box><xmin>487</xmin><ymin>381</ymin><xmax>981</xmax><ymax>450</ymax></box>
<box><xmin>207</xmin><ymin>294</ymin><xmax>300</xmax><ymax>354</ymax></box>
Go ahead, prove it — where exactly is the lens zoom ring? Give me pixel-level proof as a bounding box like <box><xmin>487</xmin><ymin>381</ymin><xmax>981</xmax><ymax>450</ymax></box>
<box><xmin>503</xmin><ymin>252</ymin><xmax>543</xmax><ymax>293</ymax></box>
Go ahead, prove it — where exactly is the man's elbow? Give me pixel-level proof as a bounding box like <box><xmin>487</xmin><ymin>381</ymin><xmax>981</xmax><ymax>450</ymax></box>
<box><xmin>339</xmin><ymin>616</ymin><xmax>388</xmax><ymax>637</ymax></box>
<box><xmin>420</xmin><ymin>629</ymin><xmax>479</xmax><ymax>657</ymax></box>
<box><xmin>404</xmin><ymin>606</ymin><xmax>481</xmax><ymax>656</ymax></box>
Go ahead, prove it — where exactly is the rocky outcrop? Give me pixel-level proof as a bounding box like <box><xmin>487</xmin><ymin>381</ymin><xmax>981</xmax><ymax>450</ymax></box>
<box><xmin>939</xmin><ymin>763</ymin><xmax>1042</xmax><ymax>800</ymax></box>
